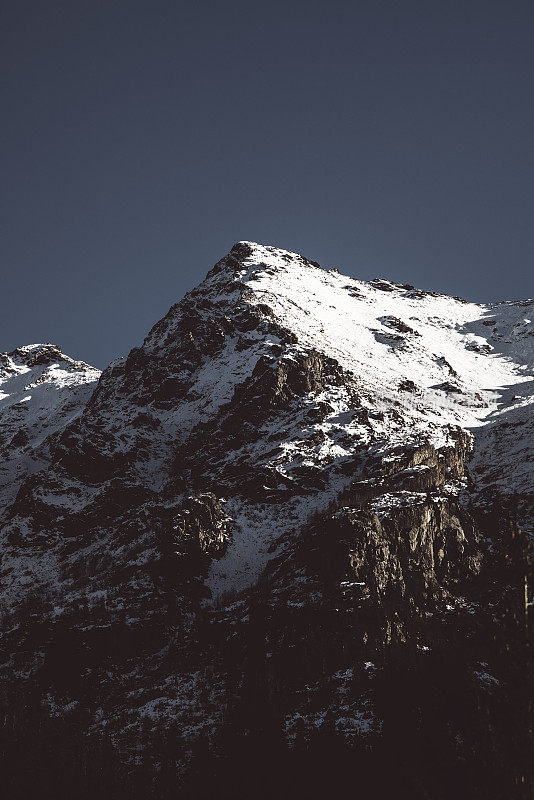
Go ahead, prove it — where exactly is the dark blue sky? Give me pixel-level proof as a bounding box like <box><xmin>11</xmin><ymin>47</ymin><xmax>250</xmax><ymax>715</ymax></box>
<box><xmin>2</xmin><ymin>0</ymin><xmax>533</xmax><ymax>368</ymax></box>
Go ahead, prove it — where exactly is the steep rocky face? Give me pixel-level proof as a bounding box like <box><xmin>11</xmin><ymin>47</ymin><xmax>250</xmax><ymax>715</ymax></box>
<box><xmin>0</xmin><ymin>243</ymin><xmax>532</xmax><ymax>799</ymax></box>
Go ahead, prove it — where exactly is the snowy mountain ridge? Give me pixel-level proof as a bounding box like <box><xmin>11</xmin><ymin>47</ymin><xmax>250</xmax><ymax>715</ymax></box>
<box><xmin>197</xmin><ymin>243</ymin><xmax>533</xmax><ymax>588</ymax></box>
<box><xmin>0</xmin><ymin>343</ymin><xmax>100</xmax><ymax>507</ymax></box>
<box><xmin>0</xmin><ymin>242</ymin><xmax>532</xmax><ymax>799</ymax></box>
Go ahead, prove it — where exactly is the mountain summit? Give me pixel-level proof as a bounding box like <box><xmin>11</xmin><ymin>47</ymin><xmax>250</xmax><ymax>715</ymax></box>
<box><xmin>1</xmin><ymin>243</ymin><xmax>532</xmax><ymax>799</ymax></box>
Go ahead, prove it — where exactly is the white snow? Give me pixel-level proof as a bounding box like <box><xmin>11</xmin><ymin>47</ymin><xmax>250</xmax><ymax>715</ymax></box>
<box><xmin>201</xmin><ymin>243</ymin><xmax>533</xmax><ymax>594</ymax></box>
<box><xmin>0</xmin><ymin>344</ymin><xmax>100</xmax><ymax>506</ymax></box>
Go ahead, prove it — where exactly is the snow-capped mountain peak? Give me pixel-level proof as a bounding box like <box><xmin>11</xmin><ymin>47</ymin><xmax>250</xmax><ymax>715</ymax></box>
<box><xmin>0</xmin><ymin>243</ymin><xmax>532</xmax><ymax>799</ymax></box>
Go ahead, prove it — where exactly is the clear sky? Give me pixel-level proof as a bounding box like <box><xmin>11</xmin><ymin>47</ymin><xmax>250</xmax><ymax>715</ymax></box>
<box><xmin>2</xmin><ymin>0</ymin><xmax>533</xmax><ymax>368</ymax></box>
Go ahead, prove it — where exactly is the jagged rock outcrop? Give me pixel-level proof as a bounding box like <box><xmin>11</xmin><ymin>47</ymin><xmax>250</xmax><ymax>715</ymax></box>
<box><xmin>0</xmin><ymin>243</ymin><xmax>532</xmax><ymax>799</ymax></box>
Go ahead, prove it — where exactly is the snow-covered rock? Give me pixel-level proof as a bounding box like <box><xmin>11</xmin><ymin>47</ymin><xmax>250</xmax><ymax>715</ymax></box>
<box><xmin>0</xmin><ymin>243</ymin><xmax>531</xmax><ymax>799</ymax></box>
<box><xmin>0</xmin><ymin>343</ymin><xmax>100</xmax><ymax>507</ymax></box>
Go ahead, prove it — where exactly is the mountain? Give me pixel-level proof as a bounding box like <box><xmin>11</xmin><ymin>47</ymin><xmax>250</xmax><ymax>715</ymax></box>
<box><xmin>0</xmin><ymin>242</ymin><xmax>532</xmax><ymax>799</ymax></box>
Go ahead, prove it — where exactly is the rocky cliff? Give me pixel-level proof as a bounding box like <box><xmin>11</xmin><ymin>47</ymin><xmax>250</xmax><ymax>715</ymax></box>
<box><xmin>0</xmin><ymin>243</ymin><xmax>532</xmax><ymax>799</ymax></box>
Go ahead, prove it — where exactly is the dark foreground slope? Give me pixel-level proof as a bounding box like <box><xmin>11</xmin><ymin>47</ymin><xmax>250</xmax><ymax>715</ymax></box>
<box><xmin>0</xmin><ymin>243</ymin><xmax>532</xmax><ymax>799</ymax></box>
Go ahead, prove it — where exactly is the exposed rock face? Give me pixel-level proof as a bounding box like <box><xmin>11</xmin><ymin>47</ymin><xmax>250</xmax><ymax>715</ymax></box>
<box><xmin>0</xmin><ymin>243</ymin><xmax>532</xmax><ymax>799</ymax></box>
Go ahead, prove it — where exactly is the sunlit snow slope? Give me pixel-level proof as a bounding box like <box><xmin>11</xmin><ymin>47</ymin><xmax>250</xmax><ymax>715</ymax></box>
<box><xmin>175</xmin><ymin>242</ymin><xmax>533</xmax><ymax>592</ymax></box>
<box><xmin>232</xmin><ymin>243</ymin><xmax>532</xmax><ymax>497</ymax></box>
